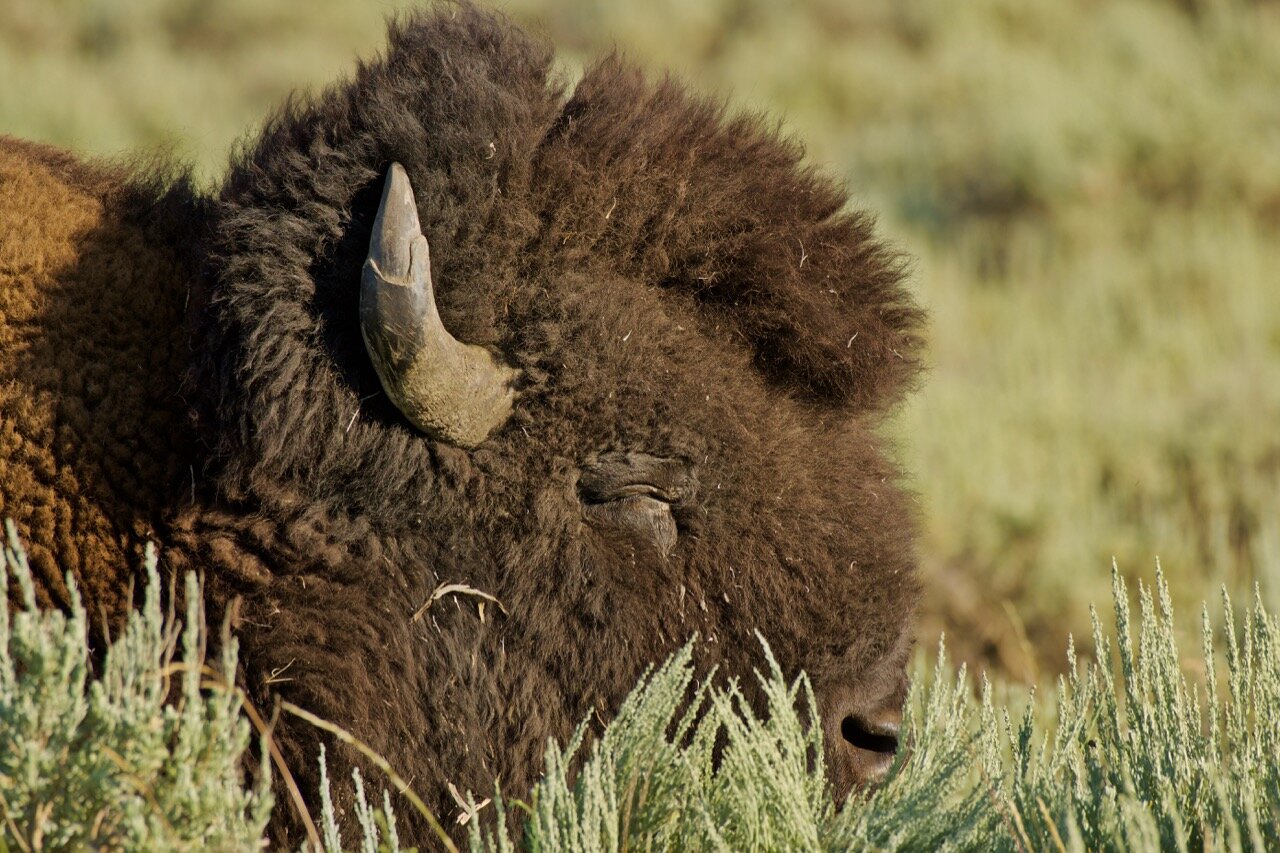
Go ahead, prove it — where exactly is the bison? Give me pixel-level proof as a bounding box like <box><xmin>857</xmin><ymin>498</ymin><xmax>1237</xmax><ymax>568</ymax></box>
<box><xmin>0</xmin><ymin>4</ymin><xmax>924</xmax><ymax>845</ymax></box>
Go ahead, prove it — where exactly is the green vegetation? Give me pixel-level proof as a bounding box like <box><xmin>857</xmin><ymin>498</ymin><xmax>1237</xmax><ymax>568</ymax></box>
<box><xmin>6</xmin><ymin>530</ymin><xmax>1278</xmax><ymax>850</ymax></box>
<box><xmin>478</xmin><ymin>564</ymin><xmax>1280</xmax><ymax>851</ymax></box>
<box><xmin>0</xmin><ymin>0</ymin><xmax>416</xmax><ymax>185</ymax></box>
<box><xmin>0</xmin><ymin>522</ymin><xmax>272</xmax><ymax>850</ymax></box>
<box><xmin>4</xmin><ymin>0</ymin><xmax>1275</xmax><ymax>680</ymax></box>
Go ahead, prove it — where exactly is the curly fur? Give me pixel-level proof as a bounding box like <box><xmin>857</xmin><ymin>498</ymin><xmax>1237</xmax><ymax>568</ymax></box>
<box><xmin>0</xmin><ymin>138</ymin><xmax>201</xmax><ymax>634</ymax></box>
<box><xmin>2</xmin><ymin>4</ymin><xmax>924</xmax><ymax>845</ymax></box>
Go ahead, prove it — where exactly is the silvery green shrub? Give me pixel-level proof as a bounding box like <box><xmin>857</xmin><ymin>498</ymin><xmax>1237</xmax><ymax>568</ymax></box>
<box><xmin>4</xmin><ymin>518</ymin><xmax>1277</xmax><ymax>850</ymax></box>
<box><xmin>459</xmin><ymin>565</ymin><xmax>1279</xmax><ymax>852</ymax></box>
<box><xmin>0</xmin><ymin>521</ymin><xmax>271</xmax><ymax>850</ymax></box>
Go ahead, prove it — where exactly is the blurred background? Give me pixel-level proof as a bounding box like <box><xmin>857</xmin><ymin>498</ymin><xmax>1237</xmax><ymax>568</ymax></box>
<box><xmin>2</xmin><ymin>0</ymin><xmax>1276</xmax><ymax>683</ymax></box>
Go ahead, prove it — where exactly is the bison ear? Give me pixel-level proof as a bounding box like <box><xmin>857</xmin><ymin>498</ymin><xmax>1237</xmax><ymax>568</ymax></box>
<box><xmin>360</xmin><ymin>163</ymin><xmax>518</xmax><ymax>446</ymax></box>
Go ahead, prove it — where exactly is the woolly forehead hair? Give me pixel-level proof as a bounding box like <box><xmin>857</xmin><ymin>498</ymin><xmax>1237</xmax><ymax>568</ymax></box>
<box><xmin>207</xmin><ymin>3</ymin><xmax>922</xmax><ymax>433</ymax></box>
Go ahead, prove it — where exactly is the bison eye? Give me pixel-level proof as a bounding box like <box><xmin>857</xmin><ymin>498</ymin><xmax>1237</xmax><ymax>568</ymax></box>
<box><xmin>578</xmin><ymin>452</ymin><xmax>697</xmax><ymax>557</ymax></box>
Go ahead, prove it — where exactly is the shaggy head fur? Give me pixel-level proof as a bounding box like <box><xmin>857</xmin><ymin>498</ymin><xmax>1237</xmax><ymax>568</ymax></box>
<box><xmin>2</xmin><ymin>4</ymin><xmax>923</xmax><ymax>845</ymax></box>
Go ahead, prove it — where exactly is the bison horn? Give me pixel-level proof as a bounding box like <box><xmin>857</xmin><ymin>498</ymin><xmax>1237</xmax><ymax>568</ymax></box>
<box><xmin>360</xmin><ymin>163</ymin><xmax>517</xmax><ymax>447</ymax></box>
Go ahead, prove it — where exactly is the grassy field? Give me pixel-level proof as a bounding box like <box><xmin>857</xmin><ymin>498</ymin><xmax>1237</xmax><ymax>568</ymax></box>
<box><xmin>2</xmin><ymin>0</ymin><xmax>1277</xmax><ymax>683</ymax></box>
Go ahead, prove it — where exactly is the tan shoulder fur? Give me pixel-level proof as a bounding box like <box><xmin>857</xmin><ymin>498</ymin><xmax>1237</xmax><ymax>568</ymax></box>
<box><xmin>0</xmin><ymin>138</ymin><xmax>191</xmax><ymax>633</ymax></box>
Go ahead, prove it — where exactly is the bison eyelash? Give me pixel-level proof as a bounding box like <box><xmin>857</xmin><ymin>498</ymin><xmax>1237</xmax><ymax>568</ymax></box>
<box><xmin>582</xmin><ymin>483</ymin><xmax>682</xmax><ymax>506</ymax></box>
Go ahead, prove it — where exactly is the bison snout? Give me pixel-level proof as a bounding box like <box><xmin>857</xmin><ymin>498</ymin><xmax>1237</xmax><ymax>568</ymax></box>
<box><xmin>821</xmin><ymin>688</ymin><xmax>904</xmax><ymax>797</ymax></box>
<box><xmin>840</xmin><ymin>713</ymin><xmax>900</xmax><ymax>776</ymax></box>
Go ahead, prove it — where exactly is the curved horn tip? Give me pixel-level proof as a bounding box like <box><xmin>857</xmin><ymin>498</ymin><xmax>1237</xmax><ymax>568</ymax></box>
<box><xmin>369</xmin><ymin>162</ymin><xmax>421</xmax><ymax>280</ymax></box>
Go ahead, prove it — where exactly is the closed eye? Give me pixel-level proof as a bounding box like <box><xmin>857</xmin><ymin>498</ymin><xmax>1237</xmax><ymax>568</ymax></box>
<box><xmin>578</xmin><ymin>452</ymin><xmax>699</xmax><ymax>557</ymax></box>
<box><xmin>582</xmin><ymin>482</ymin><xmax>684</xmax><ymax>505</ymax></box>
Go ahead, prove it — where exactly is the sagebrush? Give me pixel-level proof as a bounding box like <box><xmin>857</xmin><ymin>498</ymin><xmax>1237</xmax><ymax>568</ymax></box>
<box><xmin>459</xmin><ymin>564</ymin><xmax>1280</xmax><ymax>851</ymax></box>
<box><xmin>4</xmin><ymin>527</ymin><xmax>1276</xmax><ymax>850</ymax></box>
<box><xmin>0</xmin><ymin>520</ymin><xmax>272</xmax><ymax>850</ymax></box>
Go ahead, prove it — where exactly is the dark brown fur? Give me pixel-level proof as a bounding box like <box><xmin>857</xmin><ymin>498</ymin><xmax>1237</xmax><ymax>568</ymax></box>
<box><xmin>2</xmin><ymin>5</ymin><xmax>923</xmax><ymax>845</ymax></box>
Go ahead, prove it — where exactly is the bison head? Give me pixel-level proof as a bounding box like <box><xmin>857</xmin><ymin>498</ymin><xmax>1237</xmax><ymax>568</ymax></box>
<box><xmin>183</xmin><ymin>5</ymin><xmax>923</xmax><ymax>843</ymax></box>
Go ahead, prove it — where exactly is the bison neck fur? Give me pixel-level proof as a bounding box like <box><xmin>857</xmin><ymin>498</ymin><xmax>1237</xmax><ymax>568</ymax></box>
<box><xmin>1</xmin><ymin>4</ymin><xmax>924</xmax><ymax>846</ymax></box>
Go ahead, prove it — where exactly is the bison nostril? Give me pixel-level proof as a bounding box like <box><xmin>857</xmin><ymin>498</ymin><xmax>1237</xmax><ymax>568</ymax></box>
<box><xmin>841</xmin><ymin>715</ymin><xmax>899</xmax><ymax>755</ymax></box>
